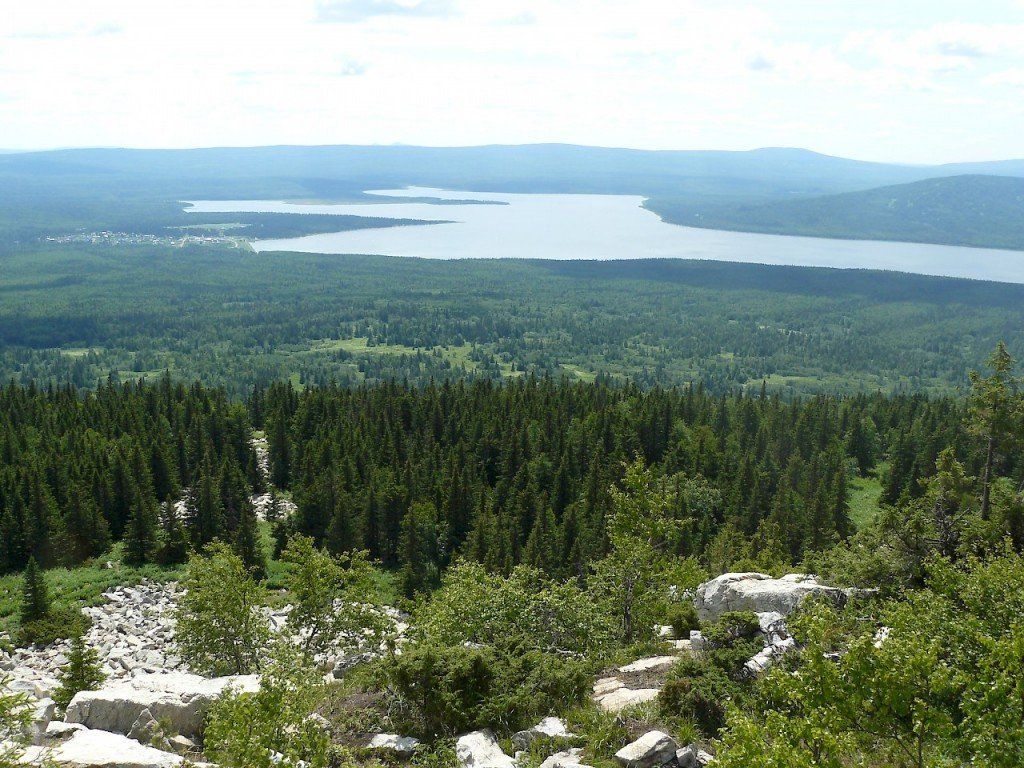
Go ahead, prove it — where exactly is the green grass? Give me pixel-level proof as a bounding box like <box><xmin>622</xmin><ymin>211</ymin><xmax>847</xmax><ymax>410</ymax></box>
<box><xmin>848</xmin><ymin>462</ymin><xmax>887</xmax><ymax>529</ymax></box>
<box><xmin>0</xmin><ymin>546</ymin><xmax>186</xmax><ymax>635</ymax></box>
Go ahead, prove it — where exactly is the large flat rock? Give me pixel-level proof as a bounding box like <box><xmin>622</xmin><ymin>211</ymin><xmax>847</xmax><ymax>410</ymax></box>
<box><xmin>64</xmin><ymin>672</ymin><xmax>259</xmax><ymax>739</ymax></box>
<box><xmin>20</xmin><ymin>727</ymin><xmax>185</xmax><ymax>767</ymax></box>
<box><xmin>694</xmin><ymin>572</ymin><xmax>853</xmax><ymax>622</ymax></box>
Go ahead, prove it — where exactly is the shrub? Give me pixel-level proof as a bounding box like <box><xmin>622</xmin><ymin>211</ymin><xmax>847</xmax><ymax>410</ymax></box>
<box><xmin>18</xmin><ymin>606</ymin><xmax>87</xmax><ymax>648</ymax></box>
<box><xmin>659</xmin><ymin>655</ymin><xmax>739</xmax><ymax>736</ymax></box>
<box><xmin>174</xmin><ymin>542</ymin><xmax>270</xmax><ymax>675</ymax></box>
<box><xmin>703</xmin><ymin>611</ymin><xmax>760</xmax><ymax>647</ymax></box>
<box><xmin>665</xmin><ymin>602</ymin><xmax>700</xmax><ymax>639</ymax></box>
<box><xmin>204</xmin><ymin>642</ymin><xmax>331</xmax><ymax>768</ymax></box>
<box><xmin>384</xmin><ymin>640</ymin><xmax>590</xmax><ymax>737</ymax></box>
<box><xmin>281</xmin><ymin>536</ymin><xmax>390</xmax><ymax>660</ymax></box>
<box><xmin>415</xmin><ymin>561</ymin><xmax>613</xmax><ymax>659</ymax></box>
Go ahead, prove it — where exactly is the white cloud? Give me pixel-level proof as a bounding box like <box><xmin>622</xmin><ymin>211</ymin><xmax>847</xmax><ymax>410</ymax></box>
<box><xmin>314</xmin><ymin>0</ymin><xmax>455</xmax><ymax>23</ymax></box>
<box><xmin>0</xmin><ymin>1</ymin><xmax>1021</xmax><ymax>163</ymax></box>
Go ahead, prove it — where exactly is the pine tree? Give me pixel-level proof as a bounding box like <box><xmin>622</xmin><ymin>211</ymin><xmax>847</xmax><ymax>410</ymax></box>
<box><xmin>122</xmin><ymin>488</ymin><xmax>158</xmax><ymax>566</ymax></box>
<box><xmin>269</xmin><ymin>414</ymin><xmax>290</xmax><ymax>489</ymax></box>
<box><xmin>189</xmin><ymin>453</ymin><xmax>224</xmax><ymax>546</ymax></box>
<box><xmin>968</xmin><ymin>342</ymin><xmax>1019</xmax><ymax>520</ymax></box>
<box><xmin>233</xmin><ymin>500</ymin><xmax>266</xmax><ymax>581</ymax></box>
<box><xmin>54</xmin><ymin>634</ymin><xmax>105</xmax><ymax>710</ymax></box>
<box><xmin>156</xmin><ymin>499</ymin><xmax>190</xmax><ymax>566</ymax></box>
<box><xmin>19</xmin><ymin>556</ymin><xmax>50</xmax><ymax>624</ymax></box>
<box><xmin>60</xmin><ymin>488</ymin><xmax>111</xmax><ymax>565</ymax></box>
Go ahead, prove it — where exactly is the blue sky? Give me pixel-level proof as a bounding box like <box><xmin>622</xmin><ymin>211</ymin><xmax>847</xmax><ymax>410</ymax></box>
<box><xmin>0</xmin><ymin>0</ymin><xmax>1022</xmax><ymax>163</ymax></box>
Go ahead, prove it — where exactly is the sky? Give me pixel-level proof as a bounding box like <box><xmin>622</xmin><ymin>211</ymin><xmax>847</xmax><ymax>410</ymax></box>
<box><xmin>0</xmin><ymin>0</ymin><xmax>1022</xmax><ymax>163</ymax></box>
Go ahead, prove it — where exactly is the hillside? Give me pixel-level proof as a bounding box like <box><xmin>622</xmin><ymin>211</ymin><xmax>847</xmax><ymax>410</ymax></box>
<box><xmin>4</xmin><ymin>144</ymin><xmax>1024</xmax><ymax>200</ymax></box>
<box><xmin>648</xmin><ymin>175</ymin><xmax>1024</xmax><ymax>251</ymax></box>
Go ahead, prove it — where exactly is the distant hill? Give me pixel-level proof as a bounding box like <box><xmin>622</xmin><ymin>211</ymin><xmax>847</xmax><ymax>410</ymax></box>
<box><xmin>648</xmin><ymin>175</ymin><xmax>1024</xmax><ymax>251</ymax></box>
<box><xmin>4</xmin><ymin>143</ymin><xmax>1024</xmax><ymax>200</ymax></box>
<box><xmin>3</xmin><ymin>144</ymin><xmax>1024</xmax><ymax>250</ymax></box>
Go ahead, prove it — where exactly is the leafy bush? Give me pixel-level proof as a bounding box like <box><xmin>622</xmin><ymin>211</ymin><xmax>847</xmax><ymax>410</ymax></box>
<box><xmin>204</xmin><ymin>642</ymin><xmax>332</xmax><ymax>768</ymax></box>
<box><xmin>659</xmin><ymin>610</ymin><xmax>764</xmax><ymax>736</ymax></box>
<box><xmin>281</xmin><ymin>536</ymin><xmax>390</xmax><ymax>660</ymax></box>
<box><xmin>703</xmin><ymin>611</ymin><xmax>760</xmax><ymax>646</ymax></box>
<box><xmin>174</xmin><ymin>542</ymin><xmax>270</xmax><ymax>675</ymax></box>
<box><xmin>414</xmin><ymin>561</ymin><xmax>613</xmax><ymax>659</ymax></box>
<box><xmin>665</xmin><ymin>602</ymin><xmax>700</xmax><ymax>639</ymax></box>
<box><xmin>384</xmin><ymin>640</ymin><xmax>590</xmax><ymax>737</ymax></box>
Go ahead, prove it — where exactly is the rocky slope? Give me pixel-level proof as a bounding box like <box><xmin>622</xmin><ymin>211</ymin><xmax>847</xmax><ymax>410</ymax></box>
<box><xmin>4</xmin><ymin>571</ymin><xmax>842</xmax><ymax>767</ymax></box>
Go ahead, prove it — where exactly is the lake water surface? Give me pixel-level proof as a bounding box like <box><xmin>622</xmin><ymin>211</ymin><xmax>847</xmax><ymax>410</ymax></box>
<box><xmin>186</xmin><ymin>187</ymin><xmax>1024</xmax><ymax>284</ymax></box>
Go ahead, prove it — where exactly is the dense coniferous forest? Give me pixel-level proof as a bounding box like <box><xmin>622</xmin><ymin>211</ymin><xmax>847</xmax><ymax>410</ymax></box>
<box><xmin>648</xmin><ymin>174</ymin><xmax>1024</xmax><ymax>251</ymax></box>
<box><xmin>2</xmin><ymin>245</ymin><xmax>1023</xmax><ymax>397</ymax></box>
<box><xmin>3</xmin><ymin>372</ymin><xmax>1011</xmax><ymax>587</ymax></box>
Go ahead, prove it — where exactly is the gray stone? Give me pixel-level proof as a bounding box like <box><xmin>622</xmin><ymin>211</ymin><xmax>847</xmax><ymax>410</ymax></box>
<box><xmin>595</xmin><ymin>686</ymin><xmax>660</xmax><ymax>713</ymax></box>
<box><xmin>617</xmin><ymin>656</ymin><xmax>677</xmax><ymax>674</ymax></box>
<box><xmin>65</xmin><ymin>672</ymin><xmax>259</xmax><ymax>739</ymax></box>
<box><xmin>694</xmin><ymin>573</ymin><xmax>853</xmax><ymax>622</ymax></box>
<box><xmin>368</xmin><ymin>733</ymin><xmax>421</xmax><ymax>757</ymax></box>
<box><xmin>540</xmin><ymin>748</ymin><xmax>592</xmax><ymax>768</ymax></box>
<box><xmin>20</xmin><ymin>727</ymin><xmax>185</xmax><ymax>767</ymax></box>
<box><xmin>512</xmin><ymin>716</ymin><xmax>573</xmax><ymax>750</ymax></box>
<box><xmin>676</xmin><ymin>746</ymin><xmax>698</xmax><ymax>768</ymax></box>
<box><xmin>167</xmin><ymin>734</ymin><xmax>197</xmax><ymax>755</ymax></box>
<box><xmin>43</xmin><ymin>721</ymin><xmax>87</xmax><ymax>741</ymax></box>
<box><xmin>456</xmin><ymin>729</ymin><xmax>517</xmax><ymax>768</ymax></box>
<box><xmin>614</xmin><ymin>731</ymin><xmax>678</xmax><ymax>768</ymax></box>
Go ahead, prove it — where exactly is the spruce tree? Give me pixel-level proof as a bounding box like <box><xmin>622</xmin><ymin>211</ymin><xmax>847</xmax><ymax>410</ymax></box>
<box><xmin>233</xmin><ymin>500</ymin><xmax>266</xmax><ymax>581</ymax></box>
<box><xmin>123</xmin><ymin>488</ymin><xmax>158</xmax><ymax>567</ymax></box>
<box><xmin>19</xmin><ymin>556</ymin><xmax>50</xmax><ymax>624</ymax></box>
<box><xmin>156</xmin><ymin>498</ymin><xmax>190</xmax><ymax>566</ymax></box>
<box><xmin>54</xmin><ymin>634</ymin><xmax>105</xmax><ymax>711</ymax></box>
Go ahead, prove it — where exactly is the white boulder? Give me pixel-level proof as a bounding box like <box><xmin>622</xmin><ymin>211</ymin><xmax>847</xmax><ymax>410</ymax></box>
<box><xmin>617</xmin><ymin>656</ymin><xmax>677</xmax><ymax>674</ymax></box>
<box><xmin>20</xmin><ymin>727</ymin><xmax>186</xmax><ymax>767</ymax></box>
<box><xmin>694</xmin><ymin>573</ymin><xmax>853</xmax><ymax>622</ymax></box>
<box><xmin>512</xmin><ymin>716</ymin><xmax>573</xmax><ymax>750</ymax></box>
<box><xmin>368</xmin><ymin>733</ymin><xmax>421</xmax><ymax>757</ymax></box>
<box><xmin>540</xmin><ymin>748</ymin><xmax>592</xmax><ymax>768</ymax></box>
<box><xmin>456</xmin><ymin>729</ymin><xmax>516</xmax><ymax>768</ymax></box>
<box><xmin>595</xmin><ymin>686</ymin><xmax>660</xmax><ymax>714</ymax></box>
<box><xmin>614</xmin><ymin>731</ymin><xmax>678</xmax><ymax>768</ymax></box>
<box><xmin>64</xmin><ymin>672</ymin><xmax>259</xmax><ymax>739</ymax></box>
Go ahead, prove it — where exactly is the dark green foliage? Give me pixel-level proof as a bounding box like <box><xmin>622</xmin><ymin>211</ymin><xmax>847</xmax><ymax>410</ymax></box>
<box><xmin>19</xmin><ymin>557</ymin><xmax>49</xmax><ymax>624</ymax></box>
<box><xmin>233</xmin><ymin>500</ymin><xmax>267</xmax><ymax>580</ymax></box>
<box><xmin>651</xmin><ymin>175</ymin><xmax>1024</xmax><ymax>251</ymax></box>
<box><xmin>659</xmin><ymin>611</ymin><xmax>761</xmax><ymax>736</ymax></box>
<box><xmin>1</xmin><ymin>242</ymin><xmax>1022</xmax><ymax>398</ymax></box>
<box><xmin>0</xmin><ymin>377</ymin><xmax>258</xmax><ymax>575</ymax></box>
<box><xmin>54</xmin><ymin>634</ymin><xmax>105</xmax><ymax>710</ymax></box>
<box><xmin>659</xmin><ymin>654</ymin><xmax>739</xmax><ymax>736</ymax></box>
<box><xmin>18</xmin><ymin>606</ymin><xmax>88</xmax><ymax>648</ymax></box>
<box><xmin>665</xmin><ymin>602</ymin><xmax>701</xmax><ymax>639</ymax></box>
<box><xmin>384</xmin><ymin>641</ymin><xmax>590</xmax><ymax>737</ymax></box>
<box><xmin>122</xmin><ymin>489</ymin><xmax>159</xmax><ymax>566</ymax></box>
<box><xmin>0</xmin><ymin>373</ymin><xmax>993</xmax><ymax>581</ymax></box>
<box><xmin>703</xmin><ymin>611</ymin><xmax>761</xmax><ymax>648</ymax></box>
<box><xmin>155</xmin><ymin>501</ymin><xmax>190</xmax><ymax>566</ymax></box>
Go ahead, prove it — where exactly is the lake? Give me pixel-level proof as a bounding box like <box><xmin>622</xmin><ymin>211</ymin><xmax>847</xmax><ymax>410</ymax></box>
<box><xmin>186</xmin><ymin>187</ymin><xmax>1024</xmax><ymax>284</ymax></box>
